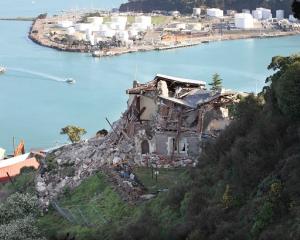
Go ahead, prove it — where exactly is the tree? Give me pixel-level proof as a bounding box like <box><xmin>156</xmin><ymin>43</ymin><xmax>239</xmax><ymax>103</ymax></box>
<box><xmin>274</xmin><ymin>62</ymin><xmax>300</xmax><ymax>120</ymax></box>
<box><xmin>267</xmin><ymin>55</ymin><xmax>300</xmax><ymax>120</ymax></box>
<box><xmin>292</xmin><ymin>0</ymin><xmax>300</xmax><ymax>19</ymax></box>
<box><xmin>209</xmin><ymin>73</ymin><xmax>222</xmax><ymax>91</ymax></box>
<box><xmin>60</xmin><ymin>125</ymin><xmax>87</xmax><ymax>143</ymax></box>
<box><xmin>0</xmin><ymin>193</ymin><xmax>45</xmax><ymax>240</ymax></box>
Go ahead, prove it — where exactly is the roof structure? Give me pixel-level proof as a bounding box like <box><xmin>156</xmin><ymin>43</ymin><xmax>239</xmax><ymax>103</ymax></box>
<box><xmin>154</xmin><ymin>74</ymin><xmax>206</xmax><ymax>86</ymax></box>
<box><xmin>0</xmin><ymin>153</ymin><xmax>40</xmax><ymax>182</ymax></box>
<box><xmin>159</xmin><ymin>90</ymin><xmax>237</xmax><ymax>109</ymax></box>
<box><xmin>126</xmin><ymin>74</ymin><xmax>206</xmax><ymax>95</ymax></box>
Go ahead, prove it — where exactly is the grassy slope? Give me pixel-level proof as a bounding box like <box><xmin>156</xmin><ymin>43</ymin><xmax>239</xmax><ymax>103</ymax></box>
<box><xmin>37</xmin><ymin>168</ymin><xmax>186</xmax><ymax>239</ymax></box>
<box><xmin>38</xmin><ymin>173</ymin><xmax>136</xmax><ymax>239</ymax></box>
<box><xmin>134</xmin><ymin>167</ymin><xmax>186</xmax><ymax>193</ymax></box>
<box><xmin>110</xmin><ymin>94</ymin><xmax>300</xmax><ymax>240</ymax></box>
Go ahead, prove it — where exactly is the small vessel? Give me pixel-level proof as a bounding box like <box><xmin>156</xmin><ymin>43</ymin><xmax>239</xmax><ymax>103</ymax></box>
<box><xmin>0</xmin><ymin>66</ymin><xmax>6</xmax><ymax>73</ymax></box>
<box><xmin>66</xmin><ymin>78</ymin><xmax>76</xmax><ymax>84</ymax></box>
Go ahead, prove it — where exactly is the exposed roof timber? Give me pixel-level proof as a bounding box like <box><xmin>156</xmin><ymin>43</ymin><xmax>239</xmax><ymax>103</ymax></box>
<box><xmin>159</xmin><ymin>95</ymin><xmax>196</xmax><ymax>109</ymax></box>
<box><xmin>155</xmin><ymin>74</ymin><xmax>206</xmax><ymax>86</ymax></box>
<box><xmin>126</xmin><ymin>80</ymin><xmax>156</xmax><ymax>94</ymax></box>
<box><xmin>159</xmin><ymin>92</ymin><xmax>236</xmax><ymax>109</ymax></box>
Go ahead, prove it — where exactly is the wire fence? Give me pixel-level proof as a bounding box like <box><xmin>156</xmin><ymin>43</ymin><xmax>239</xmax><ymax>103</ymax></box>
<box><xmin>51</xmin><ymin>200</ymin><xmax>108</xmax><ymax>227</ymax></box>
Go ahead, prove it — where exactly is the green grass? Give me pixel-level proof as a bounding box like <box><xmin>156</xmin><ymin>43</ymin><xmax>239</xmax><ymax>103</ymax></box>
<box><xmin>151</xmin><ymin>16</ymin><xmax>172</xmax><ymax>25</ymax></box>
<box><xmin>134</xmin><ymin>167</ymin><xmax>186</xmax><ymax>193</ymax></box>
<box><xmin>38</xmin><ymin>173</ymin><xmax>138</xmax><ymax>240</ymax></box>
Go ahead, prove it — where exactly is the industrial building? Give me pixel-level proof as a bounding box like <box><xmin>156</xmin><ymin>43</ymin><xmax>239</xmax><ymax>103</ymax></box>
<box><xmin>235</xmin><ymin>13</ymin><xmax>254</xmax><ymax>29</ymax></box>
<box><xmin>206</xmin><ymin>8</ymin><xmax>224</xmax><ymax>18</ymax></box>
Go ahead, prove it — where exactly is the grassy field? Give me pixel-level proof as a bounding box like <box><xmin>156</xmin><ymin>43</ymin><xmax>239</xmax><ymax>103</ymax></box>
<box><xmin>0</xmin><ymin>165</ymin><xmax>187</xmax><ymax>239</ymax></box>
<box><xmin>151</xmin><ymin>16</ymin><xmax>172</xmax><ymax>25</ymax></box>
<box><xmin>38</xmin><ymin>173</ymin><xmax>137</xmax><ymax>240</ymax></box>
<box><xmin>134</xmin><ymin>167</ymin><xmax>186</xmax><ymax>193</ymax></box>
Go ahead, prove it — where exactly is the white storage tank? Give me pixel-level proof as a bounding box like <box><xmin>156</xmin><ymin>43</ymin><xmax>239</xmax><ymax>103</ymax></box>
<box><xmin>257</xmin><ymin>8</ymin><xmax>272</xmax><ymax>20</ymax></box>
<box><xmin>73</xmin><ymin>32</ymin><xmax>87</xmax><ymax>41</ymax></box>
<box><xmin>252</xmin><ymin>9</ymin><xmax>263</xmax><ymax>20</ymax></box>
<box><xmin>116</xmin><ymin>30</ymin><xmax>129</xmax><ymax>42</ymax></box>
<box><xmin>57</xmin><ymin>20</ymin><xmax>73</xmax><ymax>28</ymax></box>
<box><xmin>66</xmin><ymin>27</ymin><xmax>76</xmax><ymax>35</ymax></box>
<box><xmin>128</xmin><ymin>28</ymin><xmax>139</xmax><ymax>38</ymax></box>
<box><xmin>242</xmin><ymin>9</ymin><xmax>251</xmax><ymax>14</ymax></box>
<box><xmin>193</xmin><ymin>8</ymin><xmax>201</xmax><ymax>17</ymax></box>
<box><xmin>135</xmin><ymin>16</ymin><xmax>152</xmax><ymax>29</ymax></box>
<box><xmin>289</xmin><ymin>14</ymin><xmax>299</xmax><ymax>22</ymax></box>
<box><xmin>207</xmin><ymin>8</ymin><xmax>224</xmax><ymax>18</ymax></box>
<box><xmin>234</xmin><ymin>13</ymin><xmax>254</xmax><ymax>29</ymax></box>
<box><xmin>111</xmin><ymin>16</ymin><xmax>127</xmax><ymax>25</ymax></box>
<box><xmin>176</xmin><ymin>23</ymin><xmax>186</xmax><ymax>30</ymax></box>
<box><xmin>87</xmin><ymin>17</ymin><xmax>103</xmax><ymax>25</ymax></box>
<box><xmin>99</xmin><ymin>29</ymin><xmax>116</xmax><ymax>38</ymax></box>
<box><xmin>75</xmin><ymin>23</ymin><xmax>89</xmax><ymax>31</ymax></box>
<box><xmin>276</xmin><ymin>10</ymin><xmax>284</xmax><ymax>20</ymax></box>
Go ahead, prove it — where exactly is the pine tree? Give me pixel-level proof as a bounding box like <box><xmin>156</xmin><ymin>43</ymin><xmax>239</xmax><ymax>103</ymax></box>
<box><xmin>209</xmin><ymin>73</ymin><xmax>222</xmax><ymax>91</ymax></box>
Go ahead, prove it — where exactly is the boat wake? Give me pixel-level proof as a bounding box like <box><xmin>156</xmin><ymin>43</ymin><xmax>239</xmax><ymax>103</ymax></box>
<box><xmin>8</xmin><ymin>67</ymin><xmax>70</xmax><ymax>83</ymax></box>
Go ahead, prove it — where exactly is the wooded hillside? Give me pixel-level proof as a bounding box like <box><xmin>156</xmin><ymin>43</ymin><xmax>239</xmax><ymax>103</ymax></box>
<box><xmin>120</xmin><ymin>0</ymin><xmax>294</xmax><ymax>15</ymax></box>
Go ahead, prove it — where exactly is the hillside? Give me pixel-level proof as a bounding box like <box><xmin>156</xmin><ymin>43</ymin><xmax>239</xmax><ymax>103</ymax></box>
<box><xmin>0</xmin><ymin>54</ymin><xmax>299</xmax><ymax>240</ymax></box>
<box><xmin>108</xmin><ymin>55</ymin><xmax>300</xmax><ymax>240</ymax></box>
<box><xmin>119</xmin><ymin>0</ymin><xmax>294</xmax><ymax>14</ymax></box>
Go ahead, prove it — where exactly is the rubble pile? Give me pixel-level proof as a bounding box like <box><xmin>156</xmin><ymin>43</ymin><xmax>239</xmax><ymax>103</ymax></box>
<box><xmin>36</xmin><ymin>118</ymin><xmax>143</xmax><ymax>208</ymax></box>
<box><xmin>35</xmin><ymin>74</ymin><xmax>240</xmax><ymax>208</ymax></box>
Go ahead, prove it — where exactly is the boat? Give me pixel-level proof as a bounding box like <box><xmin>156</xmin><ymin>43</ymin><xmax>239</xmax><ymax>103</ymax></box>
<box><xmin>66</xmin><ymin>78</ymin><xmax>76</xmax><ymax>84</ymax></box>
<box><xmin>0</xmin><ymin>66</ymin><xmax>6</xmax><ymax>73</ymax></box>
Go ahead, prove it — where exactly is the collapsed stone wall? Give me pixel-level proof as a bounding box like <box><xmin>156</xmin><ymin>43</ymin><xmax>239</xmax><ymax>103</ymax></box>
<box><xmin>36</xmin><ymin>117</ymin><xmax>140</xmax><ymax>208</ymax></box>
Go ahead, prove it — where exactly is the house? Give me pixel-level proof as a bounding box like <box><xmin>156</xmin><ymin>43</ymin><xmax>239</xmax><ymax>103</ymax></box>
<box><xmin>124</xmin><ymin>74</ymin><xmax>237</xmax><ymax>167</ymax></box>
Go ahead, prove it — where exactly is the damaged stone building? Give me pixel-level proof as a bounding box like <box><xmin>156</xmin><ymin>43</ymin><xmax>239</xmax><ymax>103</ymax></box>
<box><xmin>123</xmin><ymin>74</ymin><xmax>237</xmax><ymax>167</ymax></box>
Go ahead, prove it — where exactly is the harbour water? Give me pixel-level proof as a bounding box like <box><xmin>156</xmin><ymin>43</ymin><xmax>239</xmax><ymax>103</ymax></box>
<box><xmin>0</xmin><ymin>0</ymin><xmax>126</xmax><ymax>17</ymax></box>
<box><xmin>0</xmin><ymin>9</ymin><xmax>299</xmax><ymax>152</ymax></box>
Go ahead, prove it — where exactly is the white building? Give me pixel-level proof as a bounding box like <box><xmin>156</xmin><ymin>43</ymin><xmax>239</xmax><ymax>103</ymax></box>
<box><xmin>242</xmin><ymin>9</ymin><xmax>251</xmax><ymax>14</ymax></box>
<box><xmin>87</xmin><ymin>17</ymin><xmax>103</xmax><ymax>25</ymax></box>
<box><xmin>57</xmin><ymin>20</ymin><xmax>73</xmax><ymax>28</ymax></box>
<box><xmin>135</xmin><ymin>16</ymin><xmax>152</xmax><ymax>30</ymax></box>
<box><xmin>289</xmin><ymin>14</ymin><xmax>299</xmax><ymax>23</ymax></box>
<box><xmin>227</xmin><ymin>10</ymin><xmax>236</xmax><ymax>16</ymax></box>
<box><xmin>193</xmin><ymin>8</ymin><xmax>201</xmax><ymax>17</ymax></box>
<box><xmin>207</xmin><ymin>8</ymin><xmax>224</xmax><ymax>18</ymax></box>
<box><xmin>170</xmin><ymin>11</ymin><xmax>180</xmax><ymax>17</ymax></box>
<box><xmin>276</xmin><ymin>10</ymin><xmax>284</xmax><ymax>20</ymax></box>
<box><xmin>99</xmin><ymin>28</ymin><xmax>116</xmax><ymax>38</ymax></box>
<box><xmin>66</xmin><ymin>27</ymin><xmax>76</xmax><ymax>35</ymax></box>
<box><xmin>234</xmin><ymin>13</ymin><xmax>254</xmax><ymax>29</ymax></box>
<box><xmin>128</xmin><ymin>28</ymin><xmax>139</xmax><ymax>39</ymax></box>
<box><xmin>111</xmin><ymin>16</ymin><xmax>128</xmax><ymax>23</ymax></box>
<box><xmin>256</xmin><ymin>8</ymin><xmax>272</xmax><ymax>20</ymax></box>
<box><xmin>252</xmin><ymin>9</ymin><xmax>263</xmax><ymax>20</ymax></box>
<box><xmin>86</xmin><ymin>32</ymin><xmax>95</xmax><ymax>45</ymax></box>
<box><xmin>116</xmin><ymin>30</ymin><xmax>129</xmax><ymax>42</ymax></box>
<box><xmin>0</xmin><ymin>148</ymin><xmax>5</xmax><ymax>160</ymax></box>
<box><xmin>75</xmin><ymin>23</ymin><xmax>97</xmax><ymax>32</ymax></box>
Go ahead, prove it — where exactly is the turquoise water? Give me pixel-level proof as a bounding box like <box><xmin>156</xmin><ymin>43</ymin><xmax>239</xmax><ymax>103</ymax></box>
<box><xmin>0</xmin><ymin>18</ymin><xmax>299</xmax><ymax>152</ymax></box>
<box><xmin>0</xmin><ymin>0</ymin><xmax>126</xmax><ymax>17</ymax></box>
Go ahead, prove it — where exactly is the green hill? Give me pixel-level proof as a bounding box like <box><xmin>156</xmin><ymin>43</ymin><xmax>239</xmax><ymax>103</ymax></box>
<box><xmin>109</xmin><ymin>55</ymin><xmax>300</xmax><ymax>240</ymax></box>
<box><xmin>1</xmin><ymin>54</ymin><xmax>299</xmax><ymax>240</ymax></box>
<box><xmin>119</xmin><ymin>0</ymin><xmax>294</xmax><ymax>15</ymax></box>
